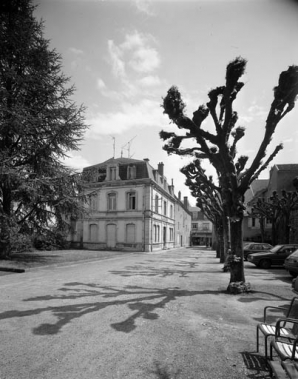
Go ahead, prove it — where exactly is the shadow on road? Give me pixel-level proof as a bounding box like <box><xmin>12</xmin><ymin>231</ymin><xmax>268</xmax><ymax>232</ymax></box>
<box><xmin>0</xmin><ymin>284</ymin><xmax>226</xmax><ymax>336</ymax></box>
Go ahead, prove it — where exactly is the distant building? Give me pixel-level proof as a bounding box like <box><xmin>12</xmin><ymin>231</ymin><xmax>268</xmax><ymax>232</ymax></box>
<box><xmin>189</xmin><ymin>207</ymin><xmax>213</xmax><ymax>246</ymax></box>
<box><xmin>69</xmin><ymin>157</ymin><xmax>191</xmax><ymax>252</ymax></box>
<box><xmin>243</xmin><ymin>164</ymin><xmax>298</xmax><ymax>243</ymax></box>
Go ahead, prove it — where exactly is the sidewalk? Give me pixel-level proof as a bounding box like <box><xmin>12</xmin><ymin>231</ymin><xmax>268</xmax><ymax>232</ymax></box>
<box><xmin>0</xmin><ymin>249</ymin><xmax>141</xmax><ymax>272</ymax></box>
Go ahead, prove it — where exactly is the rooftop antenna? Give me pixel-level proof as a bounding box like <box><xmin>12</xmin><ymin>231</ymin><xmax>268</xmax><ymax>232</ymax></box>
<box><xmin>111</xmin><ymin>136</ymin><xmax>115</xmax><ymax>158</ymax></box>
<box><xmin>121</xmin><ymin>135</ymin><xmax>137</xmax><ymax>158</ymax></box>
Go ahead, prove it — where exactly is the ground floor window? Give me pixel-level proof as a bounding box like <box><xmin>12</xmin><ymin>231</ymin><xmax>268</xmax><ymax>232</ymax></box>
<box><xmin>169</xmin><ymin>228</ymin><xmax>174</xmax><ymax>241</ymax></box>
<box><xmin>154</xmin><ymin>224</ymin><xmax>160</xmax><ymax>242</ymax></box>
<box><xmin>126</xmin><ymin>224</ymin><xmax>135</xmax><ymax>243</ymax></box>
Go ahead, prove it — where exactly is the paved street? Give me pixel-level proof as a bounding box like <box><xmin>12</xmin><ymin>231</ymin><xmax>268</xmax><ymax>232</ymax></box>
<box><xmin>0</xmin><ymin>247</ymin><xmax>295</xmax><ymax>379</ymax></box>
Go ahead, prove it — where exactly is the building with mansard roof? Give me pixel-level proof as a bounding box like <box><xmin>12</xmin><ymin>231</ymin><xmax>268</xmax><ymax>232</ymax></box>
<box><xmin>69</xmin><ymin>157</ymin><xmax>191</xmax><ymax>252</ymax></box>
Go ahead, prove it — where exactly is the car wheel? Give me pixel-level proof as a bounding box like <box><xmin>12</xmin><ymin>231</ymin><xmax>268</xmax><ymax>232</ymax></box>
<box><xmin>259</xmin><ymin>260</ymin><xmax>271</xmax><ymax>269</ymax></box>
<box><xmin>289</xmin><ymin>271</ymin><xmax>298</xmax><ymax>278</ymax></box>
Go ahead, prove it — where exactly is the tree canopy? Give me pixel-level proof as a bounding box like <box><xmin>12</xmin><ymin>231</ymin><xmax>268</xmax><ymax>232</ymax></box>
<box><xmin>0</xmin><ymin>0</ymin><xmax>88</xmax><ymax>257</ymax></box>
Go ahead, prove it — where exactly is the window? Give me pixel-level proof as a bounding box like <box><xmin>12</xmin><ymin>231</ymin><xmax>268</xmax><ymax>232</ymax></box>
<box><xmin>170</xmin><ymin>228</ymin><xmax>174</xmax><ymax>241</ymax></box>
<box><xmin>108</xmin><ymin>193</ymin><xmax>116</xmax><ymax>210</ymax></box>
<box><xmin>170</xmin><ymin>205</ymin><xmax>173</xmax><ymax>218</ymax></box>
<box><xmin>252</xmin><ymin>218</ymin><xmax>256</xmax><ymax>227</ymax></box>
<box><xmin>127</xmin><ymin>165</ymin><xmax>136</xmax><ymax>179</ymax></box>
<box><xmin>127</xmin><ymin>192</ymin><xmax>136</xmax><ymax>210</ymax></box>
<box><xmin>90</xmin><ymin>194</ymin><xmax>97</xmax><ymax>211</ymax></box>
<box><xmin>155</xmin><ymin>195</ymin><xmax>159</xmax><ymax>213</ymax></box>
<box><xmin>126</xmin><ymin>224</ymin><xmax>135</xmax><ymax>243</ymax></box>
<box><xmin>89</xmin><ymin>224</ymin><xmax>98</xmax><ymax>242</ymax></box>
<box><xmin>164</xmin><ymin>201</ymin><xmax>167</xmax><ymax>216</ymax></box>
<box><xmin>202</xmin><ymin>223</ymin><xmax>209</xmax><ymax>231</ymax></box>
<box><xmin>154</xmin><ymin>225</ymin><xmax>160</xmax><ymax>242</ymax></box>
<box><xmin>192</xmin><ymin>223</ymin><xmax>198</xmax><ymax>229</ymax></box>
<box><xmin>110</xmin><ymin>167</ymin><xmax>116</xmax><ymax>180</ymax></box>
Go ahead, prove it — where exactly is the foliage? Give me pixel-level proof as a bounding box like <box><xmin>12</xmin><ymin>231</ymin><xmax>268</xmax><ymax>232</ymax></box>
<box><xmin>0</xmin><ymin>0</ymin><xmax>88</xmax><ymax>257</ymax></box>
<box><xmin>160</xmin><ymin>57</ymin><xmax>298</xmax><ymax>287</ymax></box>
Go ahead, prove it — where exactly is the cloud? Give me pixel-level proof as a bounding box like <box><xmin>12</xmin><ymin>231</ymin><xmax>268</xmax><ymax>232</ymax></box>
<box><xmin>69</xmin><ymin>47</ymin><xmax>84</xmax><ymax>55</ymax></box>
<box><xmin>129</xmin><ymin>45</ymin><xmax>160</xmax><ymax>73</ymax></box>
<box><xmin>86</xmin><ymin>99</ymin><xmax>169</xmax><ymax>138</ymax></box>
<box><xmin>107</xmin><ymin>40</ymin><xmax>126</xmax><ymax>79</ymax></box>
<box><xmin>138</xmin><ymin>75</ymin><xmax>161</xmax><ymax>87</ymax></box>
<box><xmin>134</xmin><ymin>0</ymin><xmax>154</xmax><ymax>16</ymax></box>
<box><xmin>62</xmin><ymin>153</ymin><xmax>91</xmax><ymax>171</ymax></box>
<box><xmin>239</xmin><ymin>101</ymin><xmax>268</xmax><ymax>124</ymax></box>
<box><xmin>107</xmin><ymin>31</ymin><xmax>160</xmax><ymax>78</ymax></box>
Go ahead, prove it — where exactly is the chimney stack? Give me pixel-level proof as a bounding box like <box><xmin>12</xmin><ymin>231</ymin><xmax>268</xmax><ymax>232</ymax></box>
<box><xmin>178</xmin><ymin>191</ymin><xmax>181</xmax><ymax>200</ymax></box>
<box><xmin>184</xmin><ymin>196</ymin><xmax>189</xmax><ymax>209</ymax></box>
<box><xmin>157</xmin><ymin>162</ymin><xmax>164</xmax><ymax>177</ymax></box>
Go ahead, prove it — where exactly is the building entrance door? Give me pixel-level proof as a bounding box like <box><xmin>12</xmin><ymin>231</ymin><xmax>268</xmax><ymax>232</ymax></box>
<box><xmin>107</xmin><ymin>224</ymin><xmax>116</xmax><ymax>248</ymax></box>
<box><xmin>163</xmin><ymin>227</ymin><xmax>166</xmax><ymax>248</ymax></box>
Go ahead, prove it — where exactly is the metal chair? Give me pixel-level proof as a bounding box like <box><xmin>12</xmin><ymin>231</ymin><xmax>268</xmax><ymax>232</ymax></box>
<box><xmin>257</xmin><ymin>297</ymin><xmax>298</xmax><ymax>358</ymax></box>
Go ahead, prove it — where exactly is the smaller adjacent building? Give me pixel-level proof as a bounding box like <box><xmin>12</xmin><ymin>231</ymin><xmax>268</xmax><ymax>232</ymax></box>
<box><xmin>189</xmin><ymin>207</ymin><xmax>213</xmax><ymax>246</ymax></box>
<box><xmin>243</xmin><ymin>164</ymin><xmax>298</xmax><ymax>243</ymax></box>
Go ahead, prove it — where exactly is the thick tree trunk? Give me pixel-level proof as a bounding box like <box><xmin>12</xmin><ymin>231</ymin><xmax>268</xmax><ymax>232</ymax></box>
<box><xmin>229</xmin><ymin>219</ymin><xmax>245</xmax><ymax>282</ymax></box>
<box><xmin>222</xmin><ymin>215</ymin><xmax>229</xmax><ymax>264</ymax></box>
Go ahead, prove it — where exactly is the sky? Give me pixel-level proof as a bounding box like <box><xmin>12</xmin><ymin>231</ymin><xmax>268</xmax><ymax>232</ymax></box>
<box><xmin>32</xmin><ymin>0</ymin><xmax>298</xmax><ymax>205</ymax></box>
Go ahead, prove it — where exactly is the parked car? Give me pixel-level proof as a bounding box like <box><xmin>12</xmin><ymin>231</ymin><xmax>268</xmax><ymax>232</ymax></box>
<box><xmin>243</xmin><ymin>242</ymin><xmax>273</xmax><ymax>261</ymax></box>
<box><xmin>284</xmin><ymin>249</ymin><xmax>298</xmax><ymax>277</ymax></box>
<box><xmin>247</xmin><ymin>244</ymin><xmax>298</xmax><ymax>269</ymax></box>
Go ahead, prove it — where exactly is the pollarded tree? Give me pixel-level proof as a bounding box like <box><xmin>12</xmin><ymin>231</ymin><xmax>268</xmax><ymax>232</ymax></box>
<box><xmin>251</xmin><ymin>188</ymin><xmax>298</xmax><ymax>245</ymax></box>
<box><xmin>0</xmin><ymin>0</ymin><xmax>88</xmax><ymax>257</ymax></box>
<box><xmin>160</xmin><ymin>57</ymin><xmax>298</xmax><ymax>293</ymax></box>
<box><xmin>181</xmin><ymin>159</ymin><xmax>228</xmax><ymax>263</ymax></box>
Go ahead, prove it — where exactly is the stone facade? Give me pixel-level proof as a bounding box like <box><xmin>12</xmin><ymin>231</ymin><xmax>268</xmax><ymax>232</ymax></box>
<box><xmin>69</xmin><ymin>157</ymin><xmax>191</xmax><ymax>252</ymax></box>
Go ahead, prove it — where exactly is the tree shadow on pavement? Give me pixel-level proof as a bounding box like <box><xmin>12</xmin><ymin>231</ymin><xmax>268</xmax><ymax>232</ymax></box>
<box><xmin>241</xmin><ymin>352</ymin><xmax>271</xmax><ymax>379</ymax></box>
<box><xmin>0</xmin><ymin>284</ymin><xmax>225</xmax><ymax>336</ymax></box>
<box><xmin>109</xmin><ymin>260</ymin><xmax>221</xmax><ymax>278</ymax></box>
<box><xmin>148</xmin><ymin>361</ymin><xmax>181</xmax><ymax>379</ymax></box>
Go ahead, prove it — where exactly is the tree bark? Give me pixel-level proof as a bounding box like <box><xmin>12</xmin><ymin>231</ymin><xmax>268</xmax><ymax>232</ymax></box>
<box><xmin>228</xmin><ymin>218</ymin><xmax>245</xmax><ymax>283</ymax></box>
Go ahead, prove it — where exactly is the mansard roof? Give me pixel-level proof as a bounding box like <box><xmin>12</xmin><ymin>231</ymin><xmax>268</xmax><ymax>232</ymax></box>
<box><xmin>82</xmin><ymin>157</ymin><xmax>175</xmax><ymax>198</ymax></box>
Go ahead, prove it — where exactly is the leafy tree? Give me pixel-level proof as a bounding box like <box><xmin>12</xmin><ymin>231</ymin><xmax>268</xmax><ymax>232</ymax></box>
<box><xmin>0</xmin><ymin>0</ymin><xmax>88</xmax><ymax>257</ymax></box>
<box><xmin>160</xmin><ymin>57</ymin><xmax>298</xmax><ymax>292</ymax></box>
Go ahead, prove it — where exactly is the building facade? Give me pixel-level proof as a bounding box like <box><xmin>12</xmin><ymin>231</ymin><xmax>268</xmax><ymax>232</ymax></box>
<box><xmin>70</xmin><ymin>157</ymin><xmax>191</xmax><ymax>252</ymax></box>
<box><xmin>189</xmin><ymin>207</ymin><xmax>213</xmax><ymax>246</ymax></box>
<box><xmin>243</xmin><ymin>164</ymin><xmax>298</xmax><ymax>243</ymax></box>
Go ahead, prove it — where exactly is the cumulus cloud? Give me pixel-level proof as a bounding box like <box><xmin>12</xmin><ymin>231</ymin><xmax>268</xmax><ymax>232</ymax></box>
<box><xmin>62</xmin><ymin>153</ymin><xmax>91</xmax><ymax>171</ymax></box>
<box><xmin>107</xmin><ymin>31</ymin><xmax>160</xmax><ymax>79</ymax></box>
<box><xmin>86</xmin><ymin>99</ymin><xmax>169</xmax><ymax>138</ymax></box>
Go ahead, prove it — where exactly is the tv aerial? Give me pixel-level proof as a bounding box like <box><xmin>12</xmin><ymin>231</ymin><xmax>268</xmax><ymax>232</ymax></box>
<box><xmin>121</xmin><ymin>135</ymin><xmax>137</xmax><ymax>158</ymax></box>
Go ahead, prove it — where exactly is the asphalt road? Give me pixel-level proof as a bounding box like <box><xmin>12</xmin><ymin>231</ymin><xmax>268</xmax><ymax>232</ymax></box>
<box><xmin>0</xmin><ymin>247</ymin><xmax>295</xmax><ymax>379</ymax></box>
